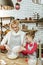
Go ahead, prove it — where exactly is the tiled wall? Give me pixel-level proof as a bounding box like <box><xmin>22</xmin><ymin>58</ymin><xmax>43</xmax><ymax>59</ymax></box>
<box><xmin>12</xmin><ymin>0</ymin><xmax>43</xmax><ymax>19</ymax></box>
<box><xmin>0</xmin><ymin>0</ymin><xmax>43</xmax><ymax>18</ymax></box>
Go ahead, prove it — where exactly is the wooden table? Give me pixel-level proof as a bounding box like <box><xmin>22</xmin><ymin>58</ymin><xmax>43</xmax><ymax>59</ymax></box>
<box><xmin>0</xmin><ymin>53</ymin><xmax>39</xmax><ymax>65</ymax></box>
<box><xmin>0</xmin><ymin>53</ymin><xmax>28</xmax><ymax>65</ymax></box>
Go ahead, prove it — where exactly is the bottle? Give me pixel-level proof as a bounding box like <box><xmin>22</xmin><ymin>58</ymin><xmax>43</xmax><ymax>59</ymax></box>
<box><xmin>37</xmin><ymin>13</ymin><xmax>40</xmax><ymax>20</ymax></box>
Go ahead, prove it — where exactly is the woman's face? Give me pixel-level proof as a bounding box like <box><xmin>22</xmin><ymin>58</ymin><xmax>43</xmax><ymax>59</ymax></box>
<box><xmin>25</xmin><ymin>35</ymin><xmax>33</xmax><ymax>43</ymax></box>
<box><xmin>11</xmin><ymin>24</ymin><xmax>19</xmax><ymax>33</ymax></box>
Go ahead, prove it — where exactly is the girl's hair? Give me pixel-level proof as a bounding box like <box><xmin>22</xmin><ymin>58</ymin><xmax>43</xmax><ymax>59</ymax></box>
<box><xmin>26</xmin><ymin>31</ymin><xmax>36</xmax><ymax>39</ymax></box>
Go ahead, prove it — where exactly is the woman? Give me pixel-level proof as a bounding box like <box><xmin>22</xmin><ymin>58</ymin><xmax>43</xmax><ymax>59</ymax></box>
<box><xmin>0</xmin><ymin>20</ymin><xmax>25</xmax><ymax>52</ymax></box>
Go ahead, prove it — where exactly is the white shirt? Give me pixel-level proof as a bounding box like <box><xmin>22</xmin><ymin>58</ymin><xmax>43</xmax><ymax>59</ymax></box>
<box><xmin>1</xmin><ymin>30</ymin><xmax>25</xmax><ymax>46</ymax></box>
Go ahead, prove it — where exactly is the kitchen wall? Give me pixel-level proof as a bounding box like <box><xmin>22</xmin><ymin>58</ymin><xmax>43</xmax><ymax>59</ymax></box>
<box><xmin>0</xmin><ymin>0</ymin><xmax>43</xmax><ymax>19</ymax></box>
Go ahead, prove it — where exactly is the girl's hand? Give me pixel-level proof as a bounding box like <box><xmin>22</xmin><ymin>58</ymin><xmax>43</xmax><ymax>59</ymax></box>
<box><xmin>18</xmin><ymin>46</ymin><xmax>26</xmax><ymax>52</ymax></box>
<box><xmin>21</xmin><ymin>46</ymin><xmax>26</xmax><ymax>50</ymax></box>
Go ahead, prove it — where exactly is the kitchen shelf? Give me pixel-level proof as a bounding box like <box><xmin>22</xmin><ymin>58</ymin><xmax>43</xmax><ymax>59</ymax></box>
<box><xmin>20</xmin><ymin>19</ymin><xmax>37</xmax><ymax>23</ymax></box>
<box><xmin>0</xmin><ymin>16</ymin><xmax>14</xmax><ymax>19</ymax></box>
<box><xmin>22</xmin><ymin>29</ymin><xmax>37</xmax><ymax>32</ymax></box>
<box><xmin>0</xmin><ymin>16</ymin><xmax>14</xmax><ymax>41</ymax></box>
<box><xmin>3</xmin><ymin>29</ymin><xmax>10</xmax><ymax>35</ymax></box>
<box><xmin>19</xmin><ymin>19</ymin><xmax>43</xmax><ymax>23</ymax></box>
<box><xmin>2</xmin><ymin>24</ymin><xmax>10</xmax><ymax>30</ymax></box>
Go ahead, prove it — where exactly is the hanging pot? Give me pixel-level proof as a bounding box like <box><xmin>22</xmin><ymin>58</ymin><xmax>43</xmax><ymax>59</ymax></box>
<box><xmin>32</xmin><ymin>0</ymin><xmax>43</xmax><ymax>4</ymax></box>
<box><xmin>17</xmin><ymin>0</ymin><xmax>22</xmax><ymax>2</ymax></box>
<box><xmin>15</xmin><ymin>3</ymin><xmax>20</xmax><ymax>10</ymax></box>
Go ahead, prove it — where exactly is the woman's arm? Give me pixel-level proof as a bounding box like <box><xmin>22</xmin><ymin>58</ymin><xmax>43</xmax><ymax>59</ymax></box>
<box><xmin>0</xmin><ymin>32</ymin><xmax>10</xmax><ymax>50</ymax></box>
<box><xmin>1</xmin><ymin>33</ymin><xmax>9</xmax><ymax>45</ymax></box>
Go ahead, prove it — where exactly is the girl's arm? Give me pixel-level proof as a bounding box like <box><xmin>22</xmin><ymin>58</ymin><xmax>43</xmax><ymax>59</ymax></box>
<box><xmin>26</xmin><ymin>43</ymin><xmax>37</xmax><ymax>54</ymax></box>
<box><xmin>21</xmin><ymin>43</ymin><xmax>37</xmax><ymax>55</ymax></box>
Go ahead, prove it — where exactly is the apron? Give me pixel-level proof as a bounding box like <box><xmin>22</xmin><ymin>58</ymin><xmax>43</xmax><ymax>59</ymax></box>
<box><xmin>28</xmin><ymin>43</ymin><xmax>36</xmax><ymax>59</ymax></box>
<box><xmin>8</xmin><ymin>32</ymin><xmax>21</xmax><ymax>49</ymax></box>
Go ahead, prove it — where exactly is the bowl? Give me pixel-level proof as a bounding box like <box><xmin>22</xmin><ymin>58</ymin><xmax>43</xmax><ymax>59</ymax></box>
<box><xmin>6</xmin><ymin>46</ymin><xmax>20</xmax><ymax>60</ymax></box>
<box><xmin>7</xmin><ymin>51</ymin><xmax>18</xmax><ymax>59</ymax></box>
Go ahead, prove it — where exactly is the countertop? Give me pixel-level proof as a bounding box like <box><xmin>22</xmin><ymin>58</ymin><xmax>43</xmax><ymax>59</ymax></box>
<box><xmin>0</xmin><ymin>53</ymin><xmax>28</xmax><ymax>65</ymax></box>
<box><xmin>0</xmin><ymin>53</ymin><xmax>38</xmax><ymax>65</ymax></box>
<box><xmin>0</xmin><ymin>53</ymin><xmax>39</xmax><ymax>65</ymax></box>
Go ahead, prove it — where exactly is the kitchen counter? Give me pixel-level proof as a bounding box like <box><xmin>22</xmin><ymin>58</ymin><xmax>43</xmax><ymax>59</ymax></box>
<box><xmin>0</xmin><ymin>53</ymin><xmax>38</xmax><ymax>65</ymax></box>
<box><xmin>0</xmin><ymin>53</ymin><xmax>28</xmax><ymax>65</ymax></box>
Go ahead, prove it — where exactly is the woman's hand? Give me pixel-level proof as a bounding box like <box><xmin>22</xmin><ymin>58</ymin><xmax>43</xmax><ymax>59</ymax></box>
<box><xmin>0</xmin><ymin>45</ymin><xmax>5</xmax><ymax>50</ymax></box>
<box><xmin>0</xmin><ymin>44</ymin><xmax>10</xmax><ymax>51</ymax></box>
<box><xmin>4</xmin><ymin>45</ymin><xmax>10</xmax><ymax>51</ymax></box>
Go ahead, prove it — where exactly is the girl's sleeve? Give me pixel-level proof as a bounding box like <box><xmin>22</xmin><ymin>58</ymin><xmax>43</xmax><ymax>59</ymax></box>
<box><xmin>21</xmin><ymin>43</ymin><xmax>28</xmax><ymax>55</ymax></box>
<box><xmin>26</xmin><ymin>43</ymin><xmax>37</xmax><ymax>54</ymax></box>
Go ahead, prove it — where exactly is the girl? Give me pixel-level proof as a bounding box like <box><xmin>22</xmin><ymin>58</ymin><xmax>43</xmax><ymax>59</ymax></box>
<box><xmin>21</xmin><ymin>31</ymin><xmax>37</xmax><ymax>58</ymax></box>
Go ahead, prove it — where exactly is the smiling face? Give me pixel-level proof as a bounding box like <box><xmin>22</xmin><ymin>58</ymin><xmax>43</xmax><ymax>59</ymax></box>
<box><xmin>11</xmin><ymin>23</ymin><xmax>19</xmax><ymax>32</ymax></box>
<box><xmin>25</xmin><ymin>32</ymin><xmax>35</xmax><ymax>43</ymax></box>
<box><xmin>11</xmin><ymin>20</ymin><xmax>19</xmax><ymax>33</ymax></box>
<box><xmin>25</xmin><ymin>35</ymin><xmax>33</xmax><ymax>43</ymax></box>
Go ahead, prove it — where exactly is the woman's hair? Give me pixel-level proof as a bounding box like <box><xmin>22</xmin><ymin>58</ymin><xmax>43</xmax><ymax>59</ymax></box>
<box><xmin>10</xmin><ymin>19</ymin><xmax>20</xmax><ymax>29</ymax></box>
<box><xmin>26</xmin><ymin>31</ymin><xmax>36</xmax><ymax>39</ymax></box>
<box><xmin>11</xmin><ymin>19</ymin><xmax>19</xmax><ymax>25</ymax></box>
